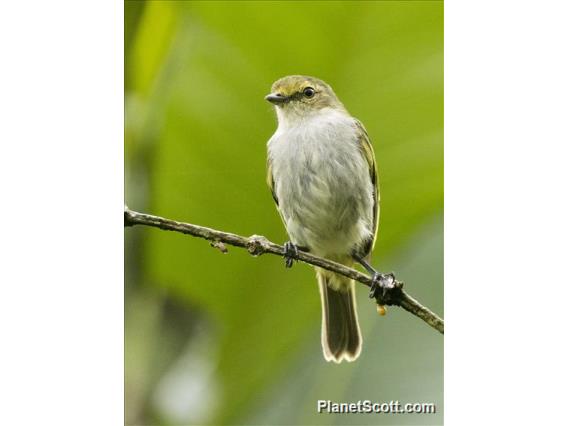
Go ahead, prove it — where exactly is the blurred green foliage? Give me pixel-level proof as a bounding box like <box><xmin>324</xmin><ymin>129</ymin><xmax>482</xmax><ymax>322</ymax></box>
<box><xmin>125</xmin><ymin>1</ymin><xmax>443</xmax><ymax>425</ymax></box>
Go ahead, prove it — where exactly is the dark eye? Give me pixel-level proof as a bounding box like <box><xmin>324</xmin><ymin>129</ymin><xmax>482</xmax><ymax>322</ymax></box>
<box><xmin>303</xmin><ymin>87</ymin><xmax>315</xmax><ymax>98</ymax></box>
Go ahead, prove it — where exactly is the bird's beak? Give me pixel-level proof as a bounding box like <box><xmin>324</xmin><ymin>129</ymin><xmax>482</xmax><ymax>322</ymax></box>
<box><xmin>265</xmin><ymin>93</ymin><xmax>289</xmax><ymax>104</ymax></box>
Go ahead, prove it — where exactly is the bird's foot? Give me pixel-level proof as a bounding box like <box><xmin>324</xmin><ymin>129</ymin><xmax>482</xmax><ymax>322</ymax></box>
<box><xmin>369</xmin><ymin>272</ymin><xmax>396</xmax><ymax>300</ymax></box>
<box><xmin>283</xmin><ymin>241</ymin><xmax>299</xmax><ymax>268</ymax></box>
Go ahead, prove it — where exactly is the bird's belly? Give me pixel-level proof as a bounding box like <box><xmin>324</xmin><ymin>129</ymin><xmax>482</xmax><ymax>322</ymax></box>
<box><xmin>275</xmin><ymin>147</ymin><xmax>373</xmax><ymax>258</ymax></box>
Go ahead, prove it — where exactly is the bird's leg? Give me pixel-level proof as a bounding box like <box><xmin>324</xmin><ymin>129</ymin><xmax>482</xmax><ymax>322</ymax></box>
<box><xmin>354</xmin><ymin>256</ymin><xmax>396</xmax><ymax>300</ymax></box>
<box><xmin>283</xmin><ymin>241</ymin><xmax>299</xmax><ymax>268</ymax></box>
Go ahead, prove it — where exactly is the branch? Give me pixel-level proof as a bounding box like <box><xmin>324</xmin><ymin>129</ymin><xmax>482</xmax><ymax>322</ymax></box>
<box><xmin>124</xmin><ymin>207</ymin><xmax>444</xmax><ymax>334</ymax></box>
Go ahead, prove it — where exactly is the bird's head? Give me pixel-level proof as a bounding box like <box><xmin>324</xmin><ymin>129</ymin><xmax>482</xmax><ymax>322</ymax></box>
<box><xmin>265</xmin><ymin>75</ymin><xmax>346</xmax><ymax>124</ymax></box>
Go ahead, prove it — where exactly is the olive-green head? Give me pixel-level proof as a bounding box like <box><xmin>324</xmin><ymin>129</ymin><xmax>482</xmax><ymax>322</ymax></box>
<box><xmin>265</xmin><ymin>75</ymin><xmax>346</xmax><ymax>120</ymax></box>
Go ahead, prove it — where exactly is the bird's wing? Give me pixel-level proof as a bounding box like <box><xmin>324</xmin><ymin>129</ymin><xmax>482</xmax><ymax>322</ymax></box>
<box><xmin>266</xmin><ymin>155</ymin><xmax>279</xmax><ymax>206</ymax></box>
<box><xmin>354</xmin><ymin>119</ymin><xmax>380</xmax><ymax>255</ymax></box>
<box><xmin>267</xmin><ymin>154</ymin><xmax>290</xmax><ymax>230</ymax></box>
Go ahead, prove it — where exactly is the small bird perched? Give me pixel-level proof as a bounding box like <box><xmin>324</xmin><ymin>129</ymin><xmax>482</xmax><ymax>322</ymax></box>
<box><xmin>265</xmin><ymin>75</ymin><xmax>389</xmax><ymax>363</ymax></box>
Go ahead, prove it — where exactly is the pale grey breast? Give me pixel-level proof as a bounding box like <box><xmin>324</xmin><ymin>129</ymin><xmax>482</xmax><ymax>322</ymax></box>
<box><xmin>268</xmin><ymin>109</ymin><xmax>375</xmax><ymax>258</ymax></box>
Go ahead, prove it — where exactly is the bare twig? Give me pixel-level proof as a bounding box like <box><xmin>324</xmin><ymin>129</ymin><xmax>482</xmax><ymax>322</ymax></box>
<box><xmin>124</xmin><ymin>207</ymin><xmax>444</xmax><ymax>334</ymax></box>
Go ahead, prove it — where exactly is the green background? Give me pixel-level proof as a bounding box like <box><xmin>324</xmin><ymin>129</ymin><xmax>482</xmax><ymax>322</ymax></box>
<box><xmin>125</xmin><ymin>1</ymin><xmax>443</xmax><ymax>425</ymax></box>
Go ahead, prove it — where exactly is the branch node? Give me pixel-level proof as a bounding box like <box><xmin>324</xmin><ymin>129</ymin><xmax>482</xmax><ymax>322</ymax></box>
<box><xmin>210</xmin><ymin>240</ymin><xmax>228</xmax><ymax>254</ymax></box>
<box><xmin>247</xmin><ymin>235</ymin><xmax>269</xmax><ymax>257</ymax></box>
<box><xmin>373</xmin><ymin>276</ymin><xmax>405</xmax><ymax>307</ymax></box>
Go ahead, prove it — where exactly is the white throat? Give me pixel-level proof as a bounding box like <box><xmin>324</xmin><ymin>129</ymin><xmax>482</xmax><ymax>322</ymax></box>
<box><xmin>275</xmin><ymin>106</ymin><xmax>350</xmax><ymax>133</ymax></box>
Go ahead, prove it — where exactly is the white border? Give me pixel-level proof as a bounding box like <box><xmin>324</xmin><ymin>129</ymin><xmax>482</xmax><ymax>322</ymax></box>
<box><xmin>0</xmin><ymin>1</ymin><xmax>123</xmax><ymax>424</ymax></box>
<box><xmin>446</xmin><ymin>1</ymin><xmax>568</xmax><ymax>424</ymax></box>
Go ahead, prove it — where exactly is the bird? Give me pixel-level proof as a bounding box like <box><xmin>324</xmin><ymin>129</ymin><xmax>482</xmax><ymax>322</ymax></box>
<box><xmin>265</xmin><ymin>75</ymin><xmax>388</xmax><ymax>363</ymax></box>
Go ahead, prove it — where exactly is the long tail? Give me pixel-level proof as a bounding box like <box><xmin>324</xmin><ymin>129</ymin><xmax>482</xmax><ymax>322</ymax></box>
<box><xmin>317</xmin><ymin>269</ymin><xmax>362</xmax><ymax>363</ymax></box>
